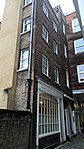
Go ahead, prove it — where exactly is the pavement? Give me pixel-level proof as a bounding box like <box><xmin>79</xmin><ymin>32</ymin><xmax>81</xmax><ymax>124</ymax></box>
<box><xmin>54</xmin><ymin>133</ymin><xmax>84</xmax><ymax>149</ymax></box>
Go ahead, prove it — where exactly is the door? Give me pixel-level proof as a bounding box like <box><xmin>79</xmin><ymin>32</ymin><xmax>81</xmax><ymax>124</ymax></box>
<box><xmin>65</xmin><ymin>109</ymin><xmax>72</xmax><ymax>136</ymax></box>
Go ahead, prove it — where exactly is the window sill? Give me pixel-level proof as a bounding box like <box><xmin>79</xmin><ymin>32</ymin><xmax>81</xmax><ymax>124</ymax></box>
<box><xmin>17</xmin><ymin>68</ymin><xmax>28</xmax><ymax>72</ymax></box>
<box><xmin>55</xmin><ymin>81</ymin><xmax>61</xmax><ymax>86</ymax></box>
<box><xmin>39</xmin><ymin>131</ymin><xmax>60</xmax><ymax>138</ymax></box>
<box><xmin>62</xmin><ymin>31</ymin><xmax>66</xmax><ymax>36</ymax></box>
<box><xmin>63</xmin><ymin>32</ymin><xmax>66</xmax><ymax>35</ymax></box>
<box><xmin>75</xmin><ymin>52</ymin><xmax>84</xmax><ymax>55</ymax></box>
<box><xmin>54</xmin><ymin>52</ymin><xmax>59</xmax><ymax>58</ymax></box>
<box><xmin>73</xmin><ymin>30</ymin><xmax>81</xmax><ymax>34</ymax></box>
<box><xmin>42</xmin><ymin>73</ymin><xmax>51</xmax><ymax>79</ymax></box>
<box><xmin>64</xmin><ymin>56</ymin><xmax>68</xmax><ymax>60</ymax></box>
<box><xmin>43</xmin><ymin>11</ymin><xmax>50</xmax><ymax>22</ymax></box>
<box><xmin>53</xmin><ymin>28</ymin><xmax>58</xmax><ymax>33</ymax></box>
<box><xmin>20</xmin><ymin>30</ymin><xmax>30</xmax><ymax>36</ymax></box>
<box><xmin>23</xmin><ymin>2</ymin><xmax>32</xmax><ymax>9</ymax></box>
<box><xmin>78</xmin><ymin>81</ymin><xmax>84</xmax><ymax>83</ymax></box>
<box><xmin>67</xmin><ymin>86</ymin><xmax>71</xmax><ymax>90</ymax></box>
<box><xmin>42</xmin><ymin>37</ymin><xmax>50</xmax><ymax>47</ymax></box>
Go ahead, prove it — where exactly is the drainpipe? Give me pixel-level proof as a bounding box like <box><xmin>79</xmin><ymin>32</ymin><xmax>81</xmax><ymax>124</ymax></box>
<box><xmin>27</xmin><ymin>0</ymin><xmax>35</xmax><ymax>111</ymax></box>
<box><xmin>27</xmin><ymin>0</ymin><xmax>35</xmax><ymax>149</ymax></box>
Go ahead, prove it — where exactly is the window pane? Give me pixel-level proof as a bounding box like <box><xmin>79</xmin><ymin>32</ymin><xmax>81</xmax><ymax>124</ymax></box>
<box><xmin>66</xmin><ymin>69</ymin><xmax>70</xmax><ymax>87</ymax></box>
<box><xmin>74</xmin><ymin>38</ymin><xmax>84</xmax><ymax>54</ymax></box>
<box><xmin>53</xmin><ymin>21</ymin><xmax>57</xmax><ymax>32</ymax></box>
<box><xmin>76</xmin><ymin>38</ymin><xmax>84</xmax><ymax>46</ymax></box>
<box><xmin>39</xmin><ymin>125</ymin><xmax>41</xmax><ymax>134</ymax></box>
<box><xmin>48</xmin><ymin>124</ymin><xmax>51</xmax><ymax>132</ymax></box>
<box><xmin>45</xmin><ymin>125</ymin><xmax>47</xmax><ymax>133</ymax></box>
<box><xmin>53</xmin><ymin>40</ymin><xmax>59</xmax><ymax>55</ymax></box>
<box><xmin>77</xmin><ymin>64</ymin><xmax>84</xmax><ymax>83</ymax></box>
<box><xmin>43</xmin><ymin>2</ymin><xmax>48</xmax><ymax>18</ymax></box>
<box><xmin>42</xmin><ymin>55</ymin><xmax>48</xmax><ymax>76</ymax></box>
<box><xmin>22</xmin><ymin>18</ymin><xmax>31</xmax><ymax>33</ymax></box>
<box><xmin>72</xmin><ymin>18</ymin><xmax>81</xmax><ymax>33</ymax></box>
<box><xmin>24</xmin><ymin>0</ymin><xmax>32</xmax><ymax>6</ymax></box>
<box><xmin>54</xmin><ymin>66</ymin><xmax>59</xmax><ymax>84</ymax></box>
<box><xmin>42</xmin><ymin>25</ymin><xmax>48</xmax><ymax>43</ymax></box>
<box><xmin>39</xmin><ymin>94</ymin><xmax>59</xmax><ymax>136</ymax></box>
<box><xmin>64</xmin><ymin>44</ymin><xmax>68</xmax><ymax>58</ymax></box>
<box><xmin>20</xmin><ymin>49</ymin><xmax>29</xmax><ymax>69</ymax></box>
<box><xmin>63</xmin><ymin>22</ymin><xmax>65</xmax><ymax>34</ymax></box>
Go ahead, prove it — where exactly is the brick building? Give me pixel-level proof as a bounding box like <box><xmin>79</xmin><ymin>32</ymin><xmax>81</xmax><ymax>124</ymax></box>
<box><xmin>73</xmin><ymin>0</ymin><xmax>84</xmax><ymax>37</ymax></box>
<box><xmin>66</xmin><ymin>12</ymin><xmax>84</xmax><ymax>133</ymax></box>
<box><xmin>0</xmin><ymin>0</ymin><xmax>76</xmax><ymax>148</ymax></box>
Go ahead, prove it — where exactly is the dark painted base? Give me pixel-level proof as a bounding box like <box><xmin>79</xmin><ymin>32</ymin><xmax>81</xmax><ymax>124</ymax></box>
<box><xmin>39</xmin><ymin>133</ymin><xmax>60</xmax><ymax>149</ymax></box>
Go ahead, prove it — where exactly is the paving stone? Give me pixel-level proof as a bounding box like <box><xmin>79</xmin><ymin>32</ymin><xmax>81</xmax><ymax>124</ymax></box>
<box><xmin>55</xmin><ymin>133</ymin><xmax>84</xmax><ymax>149</ymax></box>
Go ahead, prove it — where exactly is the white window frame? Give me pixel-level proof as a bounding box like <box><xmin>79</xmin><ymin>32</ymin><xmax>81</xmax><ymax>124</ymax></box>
<box><xmin>63</xmin><ymin>22</ymin><xmax>66</xmax><ymax>34</ymax></box>
<box><xmin>54</xmin><ymin>66</ymin><xmax>59</xmax><ymax>84</ymax></box>
<box><xmin>77</xmin><ymin>64</ymin><xmax>84</xmax><ymax>83</ymax></box>
<box><xmin>64</xmin><ymin>44</ymin><xmax>68</xmax><ymax>58</ymax></box>
<box><xmin>43</xmin><ymin>1</ymin><xmax>48</xmax><ymax>18</ymax></box>
<box><xmin>53</xmin><ymin>20</ymin><xmax>57</xmax><ymax>32</ymax></box>
<box><xmin>42</xmin><ymin>25</ymin><xmax>48</xmax><ymax>43</ymax></box>
<box><xmin>66</xmin><ymin>69</ymin><xmax>70</xmax><ymax>88</ymax></box>
<box><xmin>24</xmin><ymin>0</ymin><xmax>32</xmax><ymax>6</ymax></box>
<box><xmin>72</xmin><ymin>18</ymin><xmax>81</xmax><ymax>33</ymax></box>
<box><xmin>22</xmin><ymin>17</ymin><xmax>31</xmax><ymax>33</ymax></box>
<box><xmin>74</xmin><ymin>38</ymin><xmax>84</xmax><ymax>54</ymax></box>
<box><xmin>42</xmin><ymin>54</ymin><xmax>49</xmax><ymax>76</ymax></box>
<box><xmin>39</xmin><ymin>94</ymin><xmax>59</xmax><ymax>137</ymax></box>
<box><xmin>20</xmin><ymin>49</ymin><xmax>29</xmax><ymax>70</ymax></box>
<box><xmin>53</xmin><ymin>40</ymin><xmax>59</xmax><ymax>55</ymax></box>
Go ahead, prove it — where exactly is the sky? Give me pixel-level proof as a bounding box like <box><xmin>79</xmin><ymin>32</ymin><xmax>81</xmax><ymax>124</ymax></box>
<box><xmin>49</xmin><ymin>0</ymin><xmax>75</xmax><ymax>15</ymax></box>
<box><xmin>0</xmin><ymin>0</ymin><xmax>75</xmax><ymax>22</ymax></box>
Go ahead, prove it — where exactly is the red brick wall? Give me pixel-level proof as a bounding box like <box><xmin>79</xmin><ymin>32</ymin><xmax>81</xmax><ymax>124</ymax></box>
<box><xmin>66</xmin><ymin>12</ymin><xmax>84</xmax><ymax>90</ymax></box>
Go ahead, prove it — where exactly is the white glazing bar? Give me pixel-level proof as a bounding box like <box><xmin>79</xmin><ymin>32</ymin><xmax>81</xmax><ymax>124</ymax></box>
<box><xmin>41</xmin><ymin>97</ymin><xmax>42</xmax><ymax>134</ymax></box>
<box><xmin>54</xmin><ymin>101</ymin><xmax>55</xmax><ymax>131</ymax></box>
<box><xmin>52</xmin><ymin>101</ymin><xmax>53</xmax><ymax>132</ymax></box>
<box><xmin>36</xmin><ymin>87</ymin><xmax>40</xmax><ymax>146</ymax></box>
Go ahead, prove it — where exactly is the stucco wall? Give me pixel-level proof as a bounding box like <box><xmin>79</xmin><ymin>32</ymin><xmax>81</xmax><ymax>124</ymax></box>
<box><xmin>0</xmin><ymin>0</ymin><xmax>22</xmax><ymax>108</ymax></box>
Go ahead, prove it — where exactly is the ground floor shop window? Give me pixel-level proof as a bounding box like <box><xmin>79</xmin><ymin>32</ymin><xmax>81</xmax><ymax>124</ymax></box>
<box><xmin>39</xmin><ymin>93</ymin><xmax>59</xmax><ymax>136</ymax></box>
